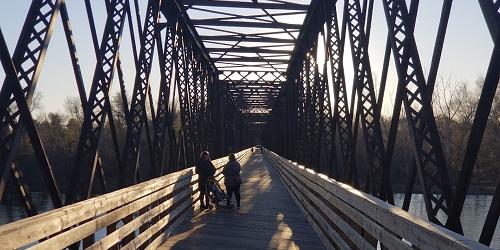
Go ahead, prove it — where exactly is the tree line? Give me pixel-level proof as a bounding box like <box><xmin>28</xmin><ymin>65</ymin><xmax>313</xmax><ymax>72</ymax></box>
<box><xmin>6</xmin><ymin>92</ymin><xmax>181</xmax><ymax>197</ymax></box>
<box><xmin>4</xmin><ymin>76</ymin><xmax>500</xmax><ymax>198</ymax></box>
<box><xmin>375</xmin><ymin>76</ymin><xmax>499</xmax><ymax>193</ymax></box>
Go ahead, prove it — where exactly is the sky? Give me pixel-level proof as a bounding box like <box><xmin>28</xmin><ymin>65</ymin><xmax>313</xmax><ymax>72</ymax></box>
<box><xmin>0</xmin><ymin>0</ymin><xmax>494</xmax><ymax>117</ymax></box>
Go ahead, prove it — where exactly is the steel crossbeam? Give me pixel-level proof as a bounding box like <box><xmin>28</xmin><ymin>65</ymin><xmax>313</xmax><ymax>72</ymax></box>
<box><xmin>345</xmin><ymin>0</ymin><xmax>387</xmax><ymax>199</ymax></box>
<box><xmin>0</xmin><ymin>0</ymin><xmax>63</xmax><ymax>210</ymax></box>
<box><xmin>66</xmin><ymin>0</ymin><xmax>128</xmax><ymax>204</ymax></box>
<box><xmin>325</xmin><ymin>0</ymin><xmax>355</xmax><ymax>183</ymax></box>
<box><xmin>381</xmin><ymin>0</ymin><xmax>454</xmax><ymax>226</ymax></box>
<box><xmin>152</xmin><ymin>19</ymin><xmax>176</xmax><ymax>176</ymax></box>
<box><xmin>122</xmin><ymin>0</ymin><xmax>161</xmax><ymax>185</ymax></box>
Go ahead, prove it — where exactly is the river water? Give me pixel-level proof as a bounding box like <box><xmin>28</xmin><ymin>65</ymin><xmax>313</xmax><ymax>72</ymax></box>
<box><xmin>0</xmin><ymin>193</ymin><xmax>499</xmax><ymax>248</ymax></box>
<box><xmin>393</xmin><ymin>193</ymin><xmax>500</xmax><ymax>249</ymax></box>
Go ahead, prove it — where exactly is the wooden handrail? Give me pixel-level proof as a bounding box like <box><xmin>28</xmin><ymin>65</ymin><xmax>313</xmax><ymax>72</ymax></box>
<box><xmin>263</xmin><ymin>149</ymin><xmax>491</xmax><ymax>250</ymax></box>
<box><xmin>0</xmin><ymin>148</ymin><xmax>253</xmax><ymax>249</ymax></box>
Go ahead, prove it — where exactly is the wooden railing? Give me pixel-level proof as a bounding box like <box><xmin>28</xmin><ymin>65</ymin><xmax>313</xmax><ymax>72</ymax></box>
<box><xmin>0</xmin><ymin>148</ymin><xmax>253</xmax><ymax>249</ymax></box>
<box><xmin>263</xmin><ymin>149</ymin><xmax>491</xmax><ymax>250</ymax></box>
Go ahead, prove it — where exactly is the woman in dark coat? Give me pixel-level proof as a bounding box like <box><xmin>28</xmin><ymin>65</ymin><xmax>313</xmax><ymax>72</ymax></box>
<box><xmin>196</xmin><ymin>151</ymin><xmax>216</xmax><ymax>209</ymax></box>
<box><xmin>223</xmin><ymin>154</ymin><xmax>242</xmax><ymax>208</ymax></box>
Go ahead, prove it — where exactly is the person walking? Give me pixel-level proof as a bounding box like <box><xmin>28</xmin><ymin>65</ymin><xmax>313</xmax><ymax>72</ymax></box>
<box><xmin>223</xmin><ymin>154</ymin><xmax>242</xmax><ymax>208</ymax></box>
<box><xmin>196</xmin><ymin>151</ymin><xmax>216</xmax><ymax>209</ymax></box>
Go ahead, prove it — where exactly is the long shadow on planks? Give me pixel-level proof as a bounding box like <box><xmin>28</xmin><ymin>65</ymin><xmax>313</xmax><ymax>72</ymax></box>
<box><xmin>158</xmin><ymin>153</ymin><xmax>325</xmax><ymax>250</ymax></box>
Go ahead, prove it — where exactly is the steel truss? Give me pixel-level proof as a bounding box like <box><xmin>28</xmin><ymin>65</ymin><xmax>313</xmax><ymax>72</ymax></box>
<box><xmin>266</xmin><ymin>0</ymin><xmax>499</xmax><ymax>244</ymax></box>
<box><xmin>1</xmin><ymin>0</ymin><xmax>498</xmax><ymax>247</ymax></box>
<box><xmin>266</xmin><ymin>0</ymin><xmax>335</xmax><ymax>176</ymax></box>
<box><xmin>381</xmin><ymin>0</ymin><xmax>454</xmax><ymax>226</ymax></box>
<box><xmin>345</xmin><ymin>0</ymin><xmax>388</xmax><ymax>199</ymax></box>
<box><xmin>220</xmin><ymin>71</ymin><xmax>284</xmax><ymax>126</ymax></box>
<box><xmin>325</xmin><ymin>0</ymin><xmax>355</xmax><ymax>183</ymax></box>
<box><xmin>0</xmin><ymin>1</ymin><xmax>64</xmax><ymax>213</ymax></box>
<box><xmin>0</xmin><ymin>0</ymin><xmax>250</xmax><ymax>224</ymax></box>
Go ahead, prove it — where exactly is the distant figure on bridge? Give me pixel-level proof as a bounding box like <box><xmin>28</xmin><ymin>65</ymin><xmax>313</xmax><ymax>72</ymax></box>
<box><xmin>196</xmin><ymin>151</ymin><xmax>216</xmax><ymax>210</ymax></box>
<box><xmin>223</xmin><ymin>153</ymin><xmax>242</xmax><ymax>209</ymax></box>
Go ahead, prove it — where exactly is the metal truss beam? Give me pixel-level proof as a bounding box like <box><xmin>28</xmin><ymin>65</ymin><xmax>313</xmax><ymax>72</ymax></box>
<box><xmin>466</xmin><ymin>1</ymin><xmax>499</xmax><ymax>245</ymax></box>
<box><xmin>207</xmin><ymin>47</ymin><xmax>291</xmax><ymax>54</ymax></box>
<box><xmin>382</xmin><ymin>0</ymin><xmax>454</xmax><ymax>226</ymax></box>
<box><xmin>214</xmin><ymin>58</ymin><xmax>289</xmax><ymax>63</ymax></box>
<box><xmin>152</xmin><ymin>19</ymin><xmax>177</xmax><ymax>176</ymax></box>
<box><xmin>0</xmin><ymin>0</ymin><xmax>63</xmax><ymax>211</ymax></box>
<box><xmin>122</xmin><ymin>0</ymin><xmax>161</xmax><ymax>186</ymax></box>
<box><xmin>201</xmin><ymin>35</ymin><xmax>294</xmax><ymax>43</ymax></box>
<box><xmin>325</xmin><ymin>0</ymin><xmax>354</xmax><ymax>183</ymax></box>
<box><xmin>192</xmin><ymin>20</ymin><xmax>301</xmax><ymax>29</ymax></box>
<box><xmin>345</xmin><ymin>0</ymin><xmax>388</xmax><ymax>199</ymax></box>
<box><xmin>66</xmin><ymin>0</ymin><xmax>127</xmax><ymax>204</ymax></box>
<box><xmin>183</xmin><ymin>0</ymin><xmax>309</xmax><ymax>10</ymax></box>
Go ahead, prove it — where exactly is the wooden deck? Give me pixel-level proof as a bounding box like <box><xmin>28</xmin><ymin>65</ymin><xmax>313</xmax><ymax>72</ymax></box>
<box><xmin>158</xmin><ymin>152</ymin><xmax>325</xmax><ymax>250</ymax></box>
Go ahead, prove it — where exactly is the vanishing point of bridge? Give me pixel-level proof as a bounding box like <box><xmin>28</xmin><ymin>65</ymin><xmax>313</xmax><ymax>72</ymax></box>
<box><xmin>0</xmin><ymin>0</ymin><xmax>498</xmax><ymax>249</ymax></box>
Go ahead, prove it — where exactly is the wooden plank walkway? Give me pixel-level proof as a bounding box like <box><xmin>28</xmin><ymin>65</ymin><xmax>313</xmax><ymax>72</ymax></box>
<box><xmin>158</xmin><ymin>152</ymin><xmax>325</xmax><ymax>250</ymax></box>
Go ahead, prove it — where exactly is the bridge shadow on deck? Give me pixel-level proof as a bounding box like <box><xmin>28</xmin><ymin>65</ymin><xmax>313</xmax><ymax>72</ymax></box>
<box><xmin>158</xmin><ymin>153</ymin><xmax>324</xmax><ymax>250</ymax></box>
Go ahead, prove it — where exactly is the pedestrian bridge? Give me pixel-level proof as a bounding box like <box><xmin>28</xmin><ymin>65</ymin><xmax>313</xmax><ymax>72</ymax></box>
<box><xmin>0</xmin><ymin>148</ymin><xmax>488</xmax><ymax>249</ymax></box>
<box><xmin>0</xmin><ymin>0</ymin><xmax>499</xmax><ymax>249</ymax></box>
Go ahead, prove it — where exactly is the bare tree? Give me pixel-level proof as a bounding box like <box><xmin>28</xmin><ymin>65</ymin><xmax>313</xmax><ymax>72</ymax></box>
<box><xmin>30</xmin><ymin>91</ymin><xmax>43</xmax><ymax>113</ymax></box>
<box><xmin>454</xmin><ymin>80</ymin><xmax>481</xmax><ymax>156</ymax></box>
<box><xmin>64</xmin><ymin>96</ymin><xmax>83</xmax><ymax>122</ymax></box>
<box><xmin>432</xmin><ymin>75</ymin><xmax>466</xmax><ymax>175</ymax></box>
<box><xmin>111</xmin><ymin>91</ymin><xmax>129</xmax><ymax>130</ymax></box>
